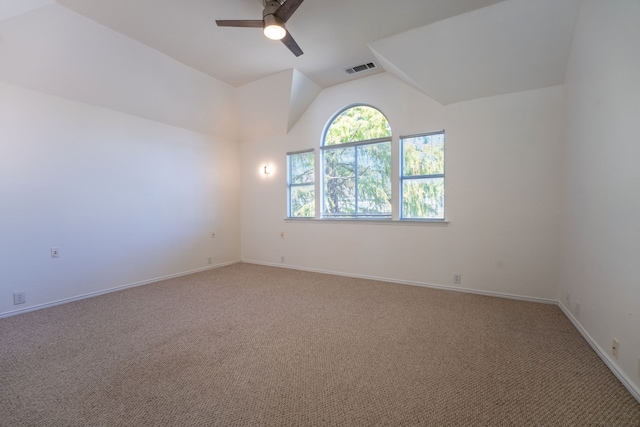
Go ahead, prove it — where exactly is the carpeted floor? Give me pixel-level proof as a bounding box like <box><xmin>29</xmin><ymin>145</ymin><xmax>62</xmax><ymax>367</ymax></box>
<box><xmin>1</xmin><ymin>263</ymin><xmax>639</xmax><ymax>426</ymax></box>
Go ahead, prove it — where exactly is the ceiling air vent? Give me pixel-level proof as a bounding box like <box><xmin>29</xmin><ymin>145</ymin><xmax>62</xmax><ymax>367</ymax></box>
<box><xmin>345</xmin><ymin>62</ymin><xmax>376</xmax><ymax>75</ymax></box>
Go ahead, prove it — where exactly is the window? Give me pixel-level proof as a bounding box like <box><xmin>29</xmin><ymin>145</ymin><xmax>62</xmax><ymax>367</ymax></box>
<box><xmin>321</xmin><ymin>105</ymin><xmax>392</xmax><ymax>218</ymax></box>
<box><xmin>400</xmin><ymin>131</ymin><xmax>445</xmax><ymax>219</ymax></box>
<box><xmin>287</xmin><ymin>150</ymin><xmax>315</xmax><ymax>218</ymax></box>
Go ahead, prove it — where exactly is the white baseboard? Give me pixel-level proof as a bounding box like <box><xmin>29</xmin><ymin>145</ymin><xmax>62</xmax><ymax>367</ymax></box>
<box><xmin>0</xmin><ymin>260</ymin><xmax>241</xmax><ymax>319</ymax></box>
<box><xmin>241</xmin><ymin>259</ymin><xmax>557</xmax><ymax>305</ymax></box>
<box><xmin>558</xmin><ymin>303</ymin><xmax>640</xmax><ymax>403</ymax></box>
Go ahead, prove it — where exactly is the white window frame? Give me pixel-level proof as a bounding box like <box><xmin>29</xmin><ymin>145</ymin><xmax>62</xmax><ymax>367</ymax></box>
<box><xmin>400</xmin><ymin>130</ymin><xmax>446</xmax><ymax>221</ymax></box>
<box><xmin>287</xmin><ymin>149</ymin><xmax>315</xmax><ymax>218</ymax></box>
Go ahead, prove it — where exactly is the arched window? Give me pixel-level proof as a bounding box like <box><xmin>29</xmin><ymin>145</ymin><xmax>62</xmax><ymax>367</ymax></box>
<box><xmin>321</xmin><ymin>105</ymin><xmax>392</xmax><ymax>218</ymax></box>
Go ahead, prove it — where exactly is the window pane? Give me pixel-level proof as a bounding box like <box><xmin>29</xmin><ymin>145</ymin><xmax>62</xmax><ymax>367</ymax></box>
<box><xmin>290</xmin><ymin>185</ymin><xmax>315</xmax><ymax>218</ymax></box>
<box><xmin>323</xmin><ymin>147</ymin><xmax>355</xmax><ymax>215</ymax></box>
<box><xmin>288</xmin><ymin>151</ymin><xmax>314</xmax><ymax>218</ymax></box>
<box><xmin>357</xmin><ymin>142</ymin><xmax>391</xmax><ymax>215</ymax></box>
<box><xmin>290</xmin><ymin>151</ymin><xmax>314</xmax><ymax>185</ymax></box>
<box><xmin>402</xmin><ymin>133</ymin><xmax>444</xmax><ymax>176</ymax></box>
<box><xmin>402</xmin><ymin>177</ymin><xmax>445</xmax><ymax>219</ymax></box>
<box><xmin>325</xmin><ymin>106</ymin><xmax>391</xmax><ymax>146</ymax></box>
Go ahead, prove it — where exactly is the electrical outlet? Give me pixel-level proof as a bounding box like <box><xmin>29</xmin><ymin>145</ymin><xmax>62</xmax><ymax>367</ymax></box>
<box><xmin>207</xmin><ymin>257</ymin><xmax>212</xmax><ymax>265</ymax></box>
<box><xmin>612</xmin><ymin>339</ymin><xmax>620</xmax><ymax>359</ymax></box>
<box><xmin>453</xmin><ymin>274</ymin><xmax>462</xmax><ymax>284</ymax></box>
<box><xmin>280</xmin><ymin>256</ymin><xmax>285</xmax><ymax>263</ymax></box>
<box><xmin>565</xmin><ymin>292</ymin><xmax>570</xmax><ymax>307</ymax></box>
<box><xmin>575</xmin><ymin>301</ymin><xmax>580</xmax><ymax>318</ymax></box>
<box><xmin>13</xmin><ymin>292</ymin><xmax>26</xmax><ymax>305</ymax></box>
<box><xmin>280</xmin><ymin>232</ymin><xmax>285</xmax><ymax>239</ymax></box>
<box><xmin>637</xmin><ymin>359</ymin><xmax>640</xmax><ymax>378</ymax></box>
<box><xmin>50</xmin><ymin>247</ymin><xmax>60</xmax><ymax>258</ymax></box>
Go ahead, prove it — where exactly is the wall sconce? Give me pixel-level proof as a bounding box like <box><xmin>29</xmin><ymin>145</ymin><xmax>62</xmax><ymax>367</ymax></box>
<box><xmin>263</xmin><ymin>165</ymin><xmax>271</xmax><ymax>175</ymax></box>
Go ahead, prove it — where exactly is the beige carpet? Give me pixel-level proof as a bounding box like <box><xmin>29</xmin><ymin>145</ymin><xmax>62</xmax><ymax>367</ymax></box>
<box><xmin>1</xmin><ymin>263</ymin><xmax>639</xmax><ymax>426</ymax></box>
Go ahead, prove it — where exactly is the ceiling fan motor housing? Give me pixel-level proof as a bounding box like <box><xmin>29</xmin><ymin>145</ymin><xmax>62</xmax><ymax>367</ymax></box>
<box><xmin>263</xmin><ymin>0</ymin><xmax>286</xmax><ymax>39</ymax></box>
<box><xmin>263</xmin><ymin>1</ymin><xmax>284</xmax><ymax>19</ymax></box>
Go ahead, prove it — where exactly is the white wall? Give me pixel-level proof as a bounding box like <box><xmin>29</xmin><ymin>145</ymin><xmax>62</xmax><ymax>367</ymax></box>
<box><xmin>233</xmin><ymin>70</ymin><xmax>293</xmax><ymax>143</ymax></box>
<box><xmin>0</xmin><ymin>4</ymin><xmax>241</xmax><ymax>317</ymax></box>
<box><xmin>0</xmin><ymin>82</ymin><xmax>240</xmax><ymax>316</ymax></box>
<box><xmin>561</xmin><ymin>0</ymin><xmax>640</xmax><ymax>395</ymax></box>
<box><xmin>0</xmin><ymin>84</ymin><xmax>239</xmax><ymax>314</ymax></box>
<box><xmin>241</xmin><ymin>73</ymin><xmax>564</xmax><ymax>301</ymax></box>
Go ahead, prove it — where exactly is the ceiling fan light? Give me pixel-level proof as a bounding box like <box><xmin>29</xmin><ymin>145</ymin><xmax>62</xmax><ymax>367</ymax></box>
<box><xmin>263</xmin><ymin>15</ymin><xmax>286</xmax><ymax>40</ymax></box>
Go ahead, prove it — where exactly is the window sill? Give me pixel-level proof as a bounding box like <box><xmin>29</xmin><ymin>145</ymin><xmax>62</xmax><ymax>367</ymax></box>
<box><xmin>284</xmin><ymin>218</ymin><xmax>449</xmax><ymax>226</ymax></box>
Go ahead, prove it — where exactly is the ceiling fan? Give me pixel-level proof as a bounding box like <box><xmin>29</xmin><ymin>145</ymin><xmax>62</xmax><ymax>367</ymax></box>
<box><xmin>216</xmin><ymin>0</ymin><xmax>305</xmax><ymax>57</ymax></box>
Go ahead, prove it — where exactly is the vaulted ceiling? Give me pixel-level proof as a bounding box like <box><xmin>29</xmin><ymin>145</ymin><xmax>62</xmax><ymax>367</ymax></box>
<box><xmin>48</xmin><ymin>0</ymin><xmax>581</xmax><ymax>105</ymax></box>
<box><xmin>0</xmin><ymin>0</ymin><xmax>583</xmax><ymax>138</ymax></box>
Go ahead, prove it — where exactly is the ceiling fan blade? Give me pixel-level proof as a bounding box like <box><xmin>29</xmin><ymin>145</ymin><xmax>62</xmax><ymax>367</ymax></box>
<box><xmin>215</xmin><ymin>20</ymin><xmax>263</xmax><ymax>28</ymax></box>
<box><xmin>274</xmin><ymin>0</ymin><xmax>304</xmax><ymax>22</ymax></box>
<box><xmin>281</xmin><ymin>31</ymin><xmax>303</xmax><ymax>57</ymax></box>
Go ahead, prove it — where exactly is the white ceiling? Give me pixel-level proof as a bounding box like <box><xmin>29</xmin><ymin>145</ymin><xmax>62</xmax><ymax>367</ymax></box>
<box><xmin>4</xmin><ymin>0</ymin><xmax>583</xmax><ymax>106</ymax></box>
<box><xmin>370</xmin><ymin>0</ymin><xmax>582</xmax><ymax>104</ymax></box>
<box><xmin>0</xmin><ymin>0</ymin><xmax>54</xmax><ymax>21</ymax></box>
<box><xmin>55</xmin><ymin>0</ymin><xmax>508</xmax><ymax>89</ymax></box>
